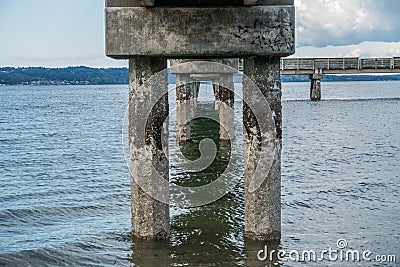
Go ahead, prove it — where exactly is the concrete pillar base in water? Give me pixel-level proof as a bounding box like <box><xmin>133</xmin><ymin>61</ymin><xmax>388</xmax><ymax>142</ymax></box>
<box><xmin>176</xmin><ymin>74</ymin><xmax>193</xmax><ymax>143</ymax></box>
<box><xmin>190</xmin><ymin>81</ymin><xmax>200</xmax><ymax>119</ymax></box>
<box><xmin>243</xmin><ymin>56</ymin><xmax>282</xmax><ymax>241</ymax></box>
<box><xmin>129</xmin><ymin>57</ymin><xmax>170</xmax><ymax>240</ymax></box>
<box><xmin>310</xmin><ymin>73</ymin><xmax>323</xmax><ymax>101</ymax></box>
<box><xmin>213</xmin><ymin>81</ymin><xmax>220</xmax><ymax>111</ymax></box>
<box><xmin>218</xmin><ymin>74</ymin><xmax>235</xmax><ymax>141</ymax></box>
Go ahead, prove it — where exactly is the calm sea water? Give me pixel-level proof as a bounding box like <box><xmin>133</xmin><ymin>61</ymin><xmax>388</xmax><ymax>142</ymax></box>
<box><xmin>0</xmin><ymin>81</ymin><xmax>399</xmax><ymax>266</ymax></box>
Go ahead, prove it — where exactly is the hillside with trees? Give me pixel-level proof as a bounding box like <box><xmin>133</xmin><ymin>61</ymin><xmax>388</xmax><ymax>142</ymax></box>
<box><xmin>1</xmin><ymin>66</ymin><xmax>399</xmax><ymax>86</ymax></box>
<box><xmin>0</xmin><ymin>66</ymin><xmax>128</xmax><ymax>85</ymax></box>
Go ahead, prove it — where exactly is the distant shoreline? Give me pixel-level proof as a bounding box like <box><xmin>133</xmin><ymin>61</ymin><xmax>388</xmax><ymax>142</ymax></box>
<box><xmin>1</xmin><ymin>66</ymin><xmax>400</xmax><ymax>86</ymax></box>
<box><xmin>0</xmin><ymin>66</ymin><xmax>128</xmax><ymax>86</ymax></box>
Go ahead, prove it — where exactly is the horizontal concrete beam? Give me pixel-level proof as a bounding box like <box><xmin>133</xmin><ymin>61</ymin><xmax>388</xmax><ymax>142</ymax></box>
<box><xmin>106</xmin><ymin>7</ymin><xmax>295</xmax><ymax>58</ymax></box>
<box><xmin>244</xmin><ymin>0</ymin><xmax>294</xmax><ymax>5</ymax></box>
<box><xmin>170</xmin><ymin>61</ymin><xmax>239</xmax><ymax>74</ymax></box>
<box><xmin>106</xmin><ymin>0</ymin><xmax>294</xmax><ymax>7</ymax></box>
<box><xmin>170</xmin><ymin>59</ymin><xmax>239</xmax><ymax>73</ymax></box>
<box><xmin>106</xmin><ymin>0</ymin><xmax>154</xmax><ymax>7</ymax></box>
<box><xmin>190</xmin><ymin>74</ymin><xmax>221</xmax><ymax>80</ymax></box>
<box><xmin>170</xmin><ymin>59</ymin><xmax>238</xmax><ymax>66</ymax></box>
<box><xmin>155</xmin><ymin>0</ymin><xmax>244</xmax><ymax>6</ymax></box>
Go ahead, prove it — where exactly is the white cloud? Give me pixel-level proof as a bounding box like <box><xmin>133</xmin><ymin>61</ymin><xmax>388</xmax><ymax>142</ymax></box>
<box><xmin>295</xmin><ymin>0</ymin><xmax>399</xmax><ymax>47</ymax></box>
<box><xmin>1</xmin><ymin>0</ymin><xmax>399</xmax><ymax>67</ymax></box>
<box><xmin>292</xmin><ymin>41</ymin><xmax>400</xmax><ymax>58</ymax></box>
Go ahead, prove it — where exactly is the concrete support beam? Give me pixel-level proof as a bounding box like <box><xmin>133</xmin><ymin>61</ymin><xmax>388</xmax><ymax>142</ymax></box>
<box><xmin>176</xmin><ymin>74</ymin><xmax>193</xmax><ymax>143</ymax></box>
<box><xmin>106</xmin><ymin>7</ymin><xmax>295</xmax><ymax>58</ymax></box>
<box><xmin>243</xmin><ymin>56</ymin><xmax>282</xmax><ymax>241</ymax></box>
<box><xmin>309</xmin><ymin>73</ymin><xmax>323</xmax><ymax>101</ymax></box>
<box><xmin>190</xmin><ymin>74</ymin><xmax>220</xmax><ymax>80</ymax></box>
<box><xmin>106</xmin><ymin>0</ymin><xmax>154</xmax><ymax>7</ymax></box>
<box><xmin>155</xmin><ymin>0</ymin><xmax>243</xmax><ymax>6</ymax></box>
<box><xmin>218</xmin><ymin>74</ymin><xmax>235</xmax><ymax>141</ymax></box>
<box><xmin>129</xmin><ymin>57</ymin><xmax>169</xmax><ymax>240</ymax></box>
<box><xmin>171</xmin><ymin>60</ymin><xmax>239</xmax><ymax>75</ymax></box>
<box><xmin>244</xmin><ymin>0</ymin><xmax>294</xmax><ymax>5</ymax></box>
<box><xmin>107</xmin><ymin>0</ymin><xmax>293</xmax><ymax>6</ymax></box>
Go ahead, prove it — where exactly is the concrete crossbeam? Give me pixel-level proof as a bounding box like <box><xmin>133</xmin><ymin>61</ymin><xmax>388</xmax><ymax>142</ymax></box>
<box><xmin>190</xmin><ymin>74</ymin><xmax>220</xmax><ymax>80</ymax></box>
<box><xmin>170</xmin><ymin>59</ymin><xmax>239</xmax><ymax>74</ymax></box>
<box><xmin>106</xmin><ymin>0</ymin><xmax>154</xmax><ymax>7</ymax></box>
<box><xmin>105</xmin><ymin>7</ymin><xmax>295</xmax><ymax>58</ymax></box>
<box><xmin>106</xmin><ymin>0</ymin><xmax>294</xmax><ymax>7</ymax></box>
<box><xmin>244</xmin><ymin>0</ymin><xmax>294</xmax><ymax>5</ymax></box>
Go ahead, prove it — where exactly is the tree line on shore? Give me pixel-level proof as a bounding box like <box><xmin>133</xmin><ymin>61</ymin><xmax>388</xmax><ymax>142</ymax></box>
<box><xmin>1</xmin><ymin>66</ymin><xmax>399</xmax><ymax>86</ymax></box>
<box><xmin>0</xmin><ymin>66</ymin><xmax>128</xmax><ymax>85</ymax></box>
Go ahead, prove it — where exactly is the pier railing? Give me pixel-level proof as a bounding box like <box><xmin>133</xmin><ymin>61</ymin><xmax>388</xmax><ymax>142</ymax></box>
<box><xmin>280</xmin><ymin>57</ymin><xmax>400</xmax><ymax>73</ymax></box>
<box><xmin>238</xmin><ymin>58</ymin><xmax>400</xmax><ymax>73</ymax></box>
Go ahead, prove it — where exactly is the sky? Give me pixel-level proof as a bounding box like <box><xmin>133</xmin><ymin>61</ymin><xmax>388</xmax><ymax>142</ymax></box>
<box><xmin>0</xmin><ymin>0</ymin><xmax>399</xmax><ymax>68</ymax></box>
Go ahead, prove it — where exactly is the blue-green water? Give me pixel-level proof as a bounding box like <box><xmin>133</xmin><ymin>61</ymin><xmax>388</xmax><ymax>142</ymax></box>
<box><xmin>0</xmin><ymin>81</ymin><xmax>399</xmax><ymax>266</ymax></box>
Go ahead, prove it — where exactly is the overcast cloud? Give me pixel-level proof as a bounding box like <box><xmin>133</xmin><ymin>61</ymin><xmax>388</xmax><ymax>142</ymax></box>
<box><xmin>295</xmin><ymin>0</ymin><xmax>400</xmax><ymax>47</ymax></box>
<box><xmin>0</xmin><ymin>0</ymin><xmax>399</xmax><ymax>67</ymax></box>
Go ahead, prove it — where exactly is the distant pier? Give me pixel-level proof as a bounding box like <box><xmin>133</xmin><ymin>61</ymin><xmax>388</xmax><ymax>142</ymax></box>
<box><xmin>238</xmin><ymin>57</ymin><xmax>400</xmax><ymax>100</ymax></box>
<box><xmin>281</xmin><ymin>57</ymin><xmax>399</xmax><ymax>101</ymax></box>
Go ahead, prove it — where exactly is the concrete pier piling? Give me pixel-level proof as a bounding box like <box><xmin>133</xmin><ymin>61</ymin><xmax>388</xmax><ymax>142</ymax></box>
<box><xmin>192</xmin><ymin>81</ymin><xmax>200</xmax><ymax>116</ymax></box>
<box><xmin>213</xmin><ymin>82</ymin><xmax>220</xmax><ymax>111</ymax></box>
<box><xmin>129</xmin><ymin>57</ymin><xmax>170</xmax><ymax>240</ymax></box>
<box><xmin>243</xmin><ymin>57</ymin><xmax>282</xmax><ymax>241</ymax></box>
<box><xmin>217</xmin><ymin>74</ymin><xmax>235</xmax><ymax>141</ymax></box>
<box><xmin>310</xmin><ymin>73</ymin><xmax>323</xmax><ymax>101</ymax></box>
<box><xmin>176</xmin><ymin>74</ymin><xmax>193</xmax><ymax>143</ymax></box>
<box><xmin>106</xmin><ymin>0</ymin><xmax>295</xmax><ymax>241</ymax></box>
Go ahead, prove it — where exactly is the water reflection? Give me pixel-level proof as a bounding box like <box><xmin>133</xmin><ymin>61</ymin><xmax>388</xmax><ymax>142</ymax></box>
<box><xmin>245</xmin><ymin>239</ymin><xmax>282</xmax><ymax>267</ymax></box>
<box><xmin>129</xmin><ymin>229</ymin><xmax>283</xmax><ymax>266</ymax></box>
<box><xmin>129</xmin><ymin>237</ymin><xmax>171</xmax><ymax>266</ymax></box>
<box><xmin>129</xmin><ymin>103</ymin><xmax>282</xmax><ymax>266</ymax></box>
<box><xmin>129</xmin><ymin>197</ymin><xmax>283</xmax><ymax>266</ymax></box>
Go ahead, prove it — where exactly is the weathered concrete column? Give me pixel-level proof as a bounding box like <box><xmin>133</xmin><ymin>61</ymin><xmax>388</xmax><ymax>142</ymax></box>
<box><xmin>213</xmin><ymin>81</ymin><xmax>220</xmax><ymax>111</ymax></box>
<box><xmin>129</xmin><ymin>57</ymin><xmax>169</xmax><ymax>240</ymax></box>
<box><xmin>243</xmin><ymin>56</ymin><xmax>282</xmax><ymax>241</ymax></box>
<box><xmin>190</xmin><ymin>80</ymin><xmax>200</xmax><ymax>119</ymax></box>
<box><xmin>194</xmin><ymin>81</ymin><xmax>200</xmax><ymax>99</ymax></box>
<box><xmin>218</xmin><ymin>74</ymin><xmax>235</xmax><ymax>141</ymax></box>
<box><xmin>176</xmin><ymin>74</ymin><xmax>193</xmax><ymax>143</ymax></box>
<box><xmin>309</xmin><ymin>73</ymin><xmax>323</xmax><ymax>101</ymax></box>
